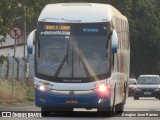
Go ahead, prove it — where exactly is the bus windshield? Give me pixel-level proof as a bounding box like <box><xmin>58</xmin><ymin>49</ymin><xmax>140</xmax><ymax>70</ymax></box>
<box><xmin>36</xmin><ymin>22</ymin><xmax>110</xmax><ymax>82</ymax></box>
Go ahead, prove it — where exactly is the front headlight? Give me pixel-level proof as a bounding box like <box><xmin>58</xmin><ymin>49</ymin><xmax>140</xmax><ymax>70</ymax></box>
<box><xmin>38</xmin><ymin>85</ymin><xmax>50</xmax><ymax>91</ymax></box>
<box><xmin>95</xmin><ymin>84</ymin><xmax>111</xmax><ymax>98</ymax></box>
<box><xmin>135</xmin><ymin>88</ymin><xmax>142</xmax><ymax>91</ymax></box>
<box><xmin>39</xmin><ymin>86</ymin><xmax>45</xmax><ymax>91</ymax></box>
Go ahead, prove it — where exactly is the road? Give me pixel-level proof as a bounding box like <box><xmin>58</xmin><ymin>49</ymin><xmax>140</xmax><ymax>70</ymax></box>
<box><xmin>0</xmin><ymin>97</ymin><xmax>160</xmax><ymax>120</ymax></box>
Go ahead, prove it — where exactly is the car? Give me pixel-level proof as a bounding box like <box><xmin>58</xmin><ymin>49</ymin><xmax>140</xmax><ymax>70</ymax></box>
<box><xmin>134</xmin><ymin>75</ymin><xmax>160</xmax><ymax>100</ymax></box>
<box><xmin>128</xmin><ymin>78</ymin><xmax>137</xmax><ymax>96</ymax></box>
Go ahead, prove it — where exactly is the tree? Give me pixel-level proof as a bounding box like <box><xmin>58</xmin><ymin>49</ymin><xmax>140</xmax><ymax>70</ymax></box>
<box><xmin>129</xmin><ymin>0</ymin><xmax>160</xmax><ymax>77</ymax></box>
<box><xmin>0</xmin><ymin>0</ymin><xmax>51</xmax><ymax>43</ymax></box>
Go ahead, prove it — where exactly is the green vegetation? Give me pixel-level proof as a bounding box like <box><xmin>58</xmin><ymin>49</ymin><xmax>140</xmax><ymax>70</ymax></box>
<box><xmin>0</xmin><ymin>0</ymin><xmax>160</xmax><ymax>77</ymax></box>
<box><xmin>0</xmin><ymin>80</ymin><xmax>34</xmax><ymax>105</ymax></box>
<box><xmin>0</xmin><ymin>55</ymin><xmax>8</xmax><ymax>64</ymax></box>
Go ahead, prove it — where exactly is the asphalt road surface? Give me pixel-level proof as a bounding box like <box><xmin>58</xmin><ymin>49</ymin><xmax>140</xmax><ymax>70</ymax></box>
<box><xmin>0</xmin><ymin>97</ymin><xmax>160</xmax><ymax>120</ymax></box>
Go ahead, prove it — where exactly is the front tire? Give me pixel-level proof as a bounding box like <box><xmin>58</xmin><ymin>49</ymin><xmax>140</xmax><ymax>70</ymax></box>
<box><xmin>41</xmin><ymin>107</ymin><xmax>51</xmax><ymax>117</ymax></box>
<box><xmin>134</xmin><ymin>95</ymin><xmax>139</xmax><ymax>100</ymax></box>
<box><xmin>115</xmin><ymin>101</ymin><xmax>124</xmax><ymax>114</ymax></box>
<box><xmin>97</xmin><ymin>107</ymin><xmax>113</xmax><ymax>117</ymax></box>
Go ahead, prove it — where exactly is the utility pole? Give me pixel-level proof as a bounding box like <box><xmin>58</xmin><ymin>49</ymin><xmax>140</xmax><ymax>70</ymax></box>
<box><xmin>24</xmin><ymin>5</ymin><xmax>26</xmax><ymax>58</ymax></box>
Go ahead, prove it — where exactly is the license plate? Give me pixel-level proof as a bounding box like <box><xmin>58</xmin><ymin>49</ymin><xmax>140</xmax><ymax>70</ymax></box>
<box><xmin>144</xmin><ymin>92</ymin><xmax>151</xmax><ymax>95</ymax></box>
<box><xmin>66</xmin><ymin>99</ymin><xmax>78</xmax><ymax>104</ymax></box>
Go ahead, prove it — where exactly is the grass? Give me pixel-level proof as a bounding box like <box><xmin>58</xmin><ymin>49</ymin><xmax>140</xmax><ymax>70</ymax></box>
<box><xmin>0</xmin><ymin>79</ymin><xmax>34</xmax><ymax>105</ymax></box>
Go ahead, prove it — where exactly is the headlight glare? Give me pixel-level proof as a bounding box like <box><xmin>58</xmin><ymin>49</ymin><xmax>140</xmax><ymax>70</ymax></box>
<box><xmin>39</xmin><ymin>86</ymin><xmax>45</xmax><ymax>91</ymax></box>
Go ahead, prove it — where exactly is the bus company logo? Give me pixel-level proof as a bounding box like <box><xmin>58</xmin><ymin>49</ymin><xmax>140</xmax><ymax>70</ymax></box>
<box><xmin>69</xmin><ymin>91</ymin><xmax>75</xmax><ymax>96</ymax></box>
<box><xmin>63</xmin><ymin>79</ymin><xmax>82</xmax><ymax>83</ymax></box>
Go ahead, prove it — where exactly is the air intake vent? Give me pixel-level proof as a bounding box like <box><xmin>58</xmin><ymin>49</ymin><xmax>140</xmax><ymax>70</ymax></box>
<box><xmin>62</xmin><ymin>3</ymin><xmax>91</xmax><ymax>6</ymax></box>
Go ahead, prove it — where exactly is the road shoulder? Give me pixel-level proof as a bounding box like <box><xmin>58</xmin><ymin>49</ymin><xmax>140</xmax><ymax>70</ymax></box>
<box><xmin>0</xmin><ymin>99</ymin><xmax>34</xmax><ymax>108</ymax></box>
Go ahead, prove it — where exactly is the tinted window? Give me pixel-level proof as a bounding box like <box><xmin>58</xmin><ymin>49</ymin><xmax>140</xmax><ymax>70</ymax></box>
<box><xmin>128</xmin><ymin>79</ymin><xmax>137</xmax><ymax>85</ymax></box>
<box><xmin>137</xmin><ymin>77</ymin><xmax>160</xmax><ymax>85</ymax></box>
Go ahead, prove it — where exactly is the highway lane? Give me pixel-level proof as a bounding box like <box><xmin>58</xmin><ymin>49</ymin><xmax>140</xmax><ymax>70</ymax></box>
<box><xmin>125</xmin><ymin>97</ymin><xmax>160</xmax><ymax>111</ymax></box>
<box><xmin>0</xmin><ymin>97</ymin><xmax>160</xmax><ymax>120</ymax></box>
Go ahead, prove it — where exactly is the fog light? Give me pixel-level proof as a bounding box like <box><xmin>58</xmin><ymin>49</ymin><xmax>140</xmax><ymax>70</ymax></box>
<box><xmin>98</xmin><ymin>99</ymin><xmax>102</xmax><ymax>103</ymax></box>
<box><xmin>40</xmin><ymin>98</ymin><xmax>45</xmax><ymax>103</ymax></box>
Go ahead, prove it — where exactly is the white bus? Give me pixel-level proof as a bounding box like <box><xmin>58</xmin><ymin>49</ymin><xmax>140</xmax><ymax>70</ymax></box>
<box><xmin>27</xmin><ymin>3</ymin><xmax>130</xmax><ymax>116</ymax></box>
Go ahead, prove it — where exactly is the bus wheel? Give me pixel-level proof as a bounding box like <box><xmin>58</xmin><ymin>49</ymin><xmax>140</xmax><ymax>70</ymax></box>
<box><xmin>97</xmin><ymin>107</ymin><xmax>113</xmax><ymax>117</ymax></box>
<box><xmin>115</xmin><ymin>101</ymin><xmax>124</xmax><ymax>114</ymax></box>
<box><xmin>41</xmin><ymin>107</ymin><xmax>51</xmax><ymax>117</ymax></box>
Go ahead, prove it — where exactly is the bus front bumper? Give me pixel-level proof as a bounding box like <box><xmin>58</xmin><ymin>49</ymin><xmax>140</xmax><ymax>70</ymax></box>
<box><xmin>35</xmin><ymin>88</ymin><xmax>111</xmax><ymax>108</ymax></box>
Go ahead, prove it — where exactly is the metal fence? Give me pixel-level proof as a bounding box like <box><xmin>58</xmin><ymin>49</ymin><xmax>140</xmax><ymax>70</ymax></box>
<box><xmin>0</xmin><ymin>55</ymin><xmax>34</xmax><ymax>81</ymax></box>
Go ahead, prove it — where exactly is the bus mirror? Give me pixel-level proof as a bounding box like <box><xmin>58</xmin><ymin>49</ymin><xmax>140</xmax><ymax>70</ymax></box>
<box><xmin>27</xmin><ymin>30</ymin><xmax>36</xmax><ymax>54</ymax></box>
<box><xmin>111</xmin><ymin>30</ymin><xmax>118</xmax><ymax>53</ymax></box>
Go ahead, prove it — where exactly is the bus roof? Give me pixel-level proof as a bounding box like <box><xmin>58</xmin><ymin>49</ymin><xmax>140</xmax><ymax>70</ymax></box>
<box><xmin>38</xmin><ymin>3</ymin><xmax>127</xmax><ymax>23</ymax></box>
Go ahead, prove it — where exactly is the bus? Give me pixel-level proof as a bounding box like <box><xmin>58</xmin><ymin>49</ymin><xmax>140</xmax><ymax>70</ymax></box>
<box><xmin>27</xmin><ymin>3</ymin><xmax>130</xmax><ymax>116</ymax></box>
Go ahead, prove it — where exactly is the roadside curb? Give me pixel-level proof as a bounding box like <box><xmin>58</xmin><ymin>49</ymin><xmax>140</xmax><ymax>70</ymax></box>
<box><xmin>0</xmin><ymin>100</ymin><xmax>34</xmax><ymax>108</ymax></box>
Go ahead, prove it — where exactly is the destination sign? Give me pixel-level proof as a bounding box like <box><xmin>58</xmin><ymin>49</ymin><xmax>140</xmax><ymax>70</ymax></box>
<box><xmin>45</xmin><ymin>25</ymin><xmax>71</xmax><ymax>30</ymax></box>
<box><xmin>40</xmin><ymin>31</ymin><xmax>70</xmax><ymax>36</ymax></box>
<box><xmin>38</xmin><ymin>22</ymin><xmax>109</xmax><ymax>36</ymax></box>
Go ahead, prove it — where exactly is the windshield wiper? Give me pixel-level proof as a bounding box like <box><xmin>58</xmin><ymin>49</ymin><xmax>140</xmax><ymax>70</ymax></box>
<box><xmin>53</xmin><ymin>55</ymin><xmax>67</xmax><ymax>78</ymax></box>
<box><xmin>79</xmin><ymin>55</ymin><xmax>91</xmax><ymax>80</ymax></box>
<box><xmin>53</xmin><ymin>40</ymin><xmax>69</xmax><ymax>78</ymax></box>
